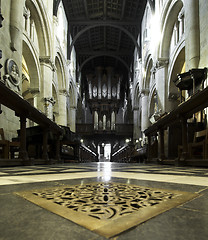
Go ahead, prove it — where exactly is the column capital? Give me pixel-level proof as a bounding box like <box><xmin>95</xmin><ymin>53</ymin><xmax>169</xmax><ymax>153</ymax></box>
<box><xmin>43</xmin><ymin>97</ymin><xmax>56</xmax><ymax>106</ymax></box>
<box><xmin>156</xmin><ymin>58</ymin><xmax>169</xmax><ymax>69</ymax></box>
<box><xmin>141</xmin><ymin>88</ymin><xmax>149</xmax><ymax>96</ymax></box>
<box><xmin>59</xmin><ymin>89</ymin><xmax>69</xmax><ymax>97</ymax></box>
<box><xmin>178</xmin><ymin>7</ymin><xmax>184</xmax><ymax>20</ymax></box>
<box><xmin>39</xmin><ymin>56</ymin><xmax>56</xmax><ymax>71</ymax></box>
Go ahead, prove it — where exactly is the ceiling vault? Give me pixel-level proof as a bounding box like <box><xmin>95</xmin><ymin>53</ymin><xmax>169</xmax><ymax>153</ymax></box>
<box><xmin>68</xmin><ymin>23</ymin><xmax>141</xmax><ymax>60</ymax></box>
<box><xmin>54</xmin><ymin>0</ymin><xmax>147</xmax><ymax>79</ymax></box>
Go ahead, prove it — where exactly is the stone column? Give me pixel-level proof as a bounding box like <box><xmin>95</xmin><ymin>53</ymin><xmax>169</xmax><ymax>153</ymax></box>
<box><xmin>10</xmin><ymin>0</ymin><xmax>25</xmax><ymax>51</ymax></box>
<box><xmin>141</xmin><ymin>89</ymin><xmax>150</xmax><ymax>132</ymax></box>
<box><xmin>178</xmin><ymin>8</ymin><xmax>184</xmax><ymax>38</ymax></box>
<box><xmin>57</xmin><ymin>90</ymin><xmax>67</xmax><ymax>126</ymax></box>
<box><xmin>23</xmin><ymin>7</ymin><xmax>30</xmax><ymax>33</ymax></box>
<box><xmin>184</xmin><ymin>0</ymin><xmax>200</xmax><ymax>69</ymax></box>
<box><xmin>43</xmin><ymin>97</ymin><xmax>56</xmax><ymax>120</ymax></box>
<box><xmin>133</xmin><ymin>108</ymin><xmax>141</xmax><ymax>140</ymax></box>
<box><xmin>39</xmin><ymin>57</ymin><xmax>55</xmax><ymax>116</ymax></box>
<box><xmin>69</xmin><ymin>106</ymin><xmax>76</xmax><ymax>132</ymax></box>
<box><xmin>155</xmin><ymin>59</ymin><xmax>169</xmax><ymax>112</ymax></box>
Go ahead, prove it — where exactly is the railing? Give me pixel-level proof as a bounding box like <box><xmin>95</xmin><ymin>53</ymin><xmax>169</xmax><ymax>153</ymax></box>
<box><xmin>76</xmin><ymin>123</ymin><xmax>133</xmax><ymax>136</ymax></box>
<box><xmin>79</xmin><ymin>145</ymin><xmax>97</xmax><ymax>162</ymax></box>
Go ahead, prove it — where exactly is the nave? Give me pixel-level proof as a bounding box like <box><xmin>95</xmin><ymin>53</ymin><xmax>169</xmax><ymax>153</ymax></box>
<box><xmin>0</xmin><ymin>162</ymin><xmax>208</xmax><ymax>240</ymax></box>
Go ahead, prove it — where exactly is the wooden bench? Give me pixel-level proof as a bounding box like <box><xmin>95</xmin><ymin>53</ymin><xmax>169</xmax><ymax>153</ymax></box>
<box><xmin>189</xmin><ymin>129</ymin><xmax>208</xmax><ymax>159</ymax></box>
<box><xmin>0</xmin><ymin>128</ymin><xmax>9</xmax><ymax>158</ymax></box>
<box><xmin>0</xmin><ymin>128</ymin><xmax>20</xmax><ymax>159</ymax></box>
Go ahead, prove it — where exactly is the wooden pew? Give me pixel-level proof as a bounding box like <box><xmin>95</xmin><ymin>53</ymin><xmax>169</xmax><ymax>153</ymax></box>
<box><xmin>0</xmin><ymin>128</ymin><xmax>9</xmax><ymax>158</ymax></box>
<box><xmin>189</xmin><ymin>129</ymin><xmax>208</xmax><ymax>159</ymax></box>
<box><xmin>0</xmin><ymin>128</ymin><xmax>20</xmax><ymax>159</ymax></box>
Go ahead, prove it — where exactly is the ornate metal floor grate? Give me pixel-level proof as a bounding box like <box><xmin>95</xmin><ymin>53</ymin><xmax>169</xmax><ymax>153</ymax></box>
<box><xmin>16</xmin><ymin>182</ymin><xmax>198</xmax><ymax>238</ymax></box>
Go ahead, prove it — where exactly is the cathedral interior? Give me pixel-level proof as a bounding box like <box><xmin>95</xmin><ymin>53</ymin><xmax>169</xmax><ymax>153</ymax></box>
<box><xmin>0</xmin><ymin>0</ymin><xmax>208</xmax><ymax>239</ymax></box>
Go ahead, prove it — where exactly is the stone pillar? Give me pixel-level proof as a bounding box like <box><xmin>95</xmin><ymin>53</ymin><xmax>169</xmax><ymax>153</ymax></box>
<box><xmin>57</xmin><ymin>90</ymin><xmax>67</xmax><ymax>125</ymax></box>
<box><xmin>10</xmin><ymin>0</ymin><xmax>25</xmax><ymax>51</ymax></box>
<box><xmin>69</xmin><ymin>106</ymin><xmax>76</xmax><ymax>132</ymax></box>
<box><xmin>23</xmin><ymin>7</ymin><xmax>30</xmax><ymax>33</ymax></box>
<box><xmin>39</xmin><ymin>57</ymin><xmax>55</xmax><ymax>116</ymax></box>
<box><xmin>178</xmin><ymin>8</ymin><xmax>184</xmax><ymax>38</ymax></box>
<box><xmin>43</xmin><ymin>97</ymin><xmax>56</xmax><ymax>120</ymax></box>
<box><xmin>155</xmin><ymin>59</ymin><xmax>169</xmax><ymax>112</ymax></box>
<box><xmin>141</xmin><ymin>89</ymin><xmax>150</xmax><ymax>132</ymax></box>
<box><xmin>184</xmin><ymin>0</ymin><xmax>200</xmax><ymax>70</ymax></box>
<box><xmin>133</xmin><ymin>108</ymin><xmax>141</xmax><ymax>140</ymax></box>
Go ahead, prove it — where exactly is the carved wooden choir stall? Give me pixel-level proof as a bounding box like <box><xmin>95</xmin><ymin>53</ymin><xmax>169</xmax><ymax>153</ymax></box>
<box><xmin>145</xmin><ymin>68</ymin><xmax>208</xmax><ymax>166</ymax></box>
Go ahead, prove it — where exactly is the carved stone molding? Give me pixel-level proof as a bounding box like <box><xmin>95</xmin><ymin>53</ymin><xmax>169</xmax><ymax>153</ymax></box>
<box><xmin>141</xmin><ymin>88</ymin><xmax>149</xmax><ymax>96</ymax></box>
<box><xmin>59</xmin><ymin>89</ymin><xmax>69</xmax><ymax>97</ymax></box>
<box><xmin>156</xmin><ymin>58</ymin><xmax>169</xmax><ymax>69</ymax></box>
<box><xmin>39</xmin><ymin>56</ymin><xmax>56</xmax><ymax>71</ymax></box>
<box><xmin>3</xmin><ymin>59</ymin><xmax>20</xmax><ymax>93</ymax></box>
<box><xmin>43</xmin><ymin>97</ymin><xmax>56</xmax><ymax>106</ymax></box>
<box><xmin>178</xmin><ymin>8</ymin><xmax>184</xmax><ymax>20</ymax></box>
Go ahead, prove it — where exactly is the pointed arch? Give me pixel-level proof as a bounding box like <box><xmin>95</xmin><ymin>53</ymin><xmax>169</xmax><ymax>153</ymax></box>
<box><xmin>25</xmin><ymin>0</ymin><xmax>52</xmax><ymax>56</ymax></box>
<box><xmin>159</xmin><ymin>0</ymin><xmax>183</xmax><ymax>59</ymax></box>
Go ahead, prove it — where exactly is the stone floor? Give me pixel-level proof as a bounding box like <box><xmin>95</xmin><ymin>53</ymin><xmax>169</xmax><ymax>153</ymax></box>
<box><xmin>0</xmin><ymin>162</ymin><xmax>208</xmax><ymax>239</ymax></box>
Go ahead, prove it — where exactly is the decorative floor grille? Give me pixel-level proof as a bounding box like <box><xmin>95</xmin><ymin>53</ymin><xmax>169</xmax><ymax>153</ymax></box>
<box><xmin>16</xmin><ymin>182</ymin><xmax>198</xmax><ymax>238</ymax></box>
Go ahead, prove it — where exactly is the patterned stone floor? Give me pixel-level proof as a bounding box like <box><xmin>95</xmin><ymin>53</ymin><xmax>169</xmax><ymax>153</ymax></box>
<box><xmin>0</xmin><ymin>162</ymin><xmax>208</xmax><ymax>239</ymax></box>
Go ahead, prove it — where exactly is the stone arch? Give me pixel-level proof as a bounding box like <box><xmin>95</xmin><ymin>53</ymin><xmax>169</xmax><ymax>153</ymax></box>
<box><xmin>148</xmin><ymin>86</ymin><xmax>157</xmax><ymax>119</ymax></box>
<box><xmin>168</xmin><ymin>43</ymin><xmax>185</xmax><ymax>101</ymax></box>
<box><xmin>25</xmin><ymin>0</ymin><xmax>52</xmax><ymax>56</ymax></box>
<box><xmin>69</xmin><ymin>81</ymin><xmax>77</xmax><ymax>108</ymax></box>
<box><xmin>144</xmin><ymin>55</ymin><xmax>153</xmax><ymax>90</ymax></box>
<box><xmin>22</xmin><ymin>37</ymin><xmax>41</xmax><ymax>110</ymax></box>
<box><xmin>159</xmin><ymin>0</ymin><xmax>183</xmax><ymax>59</ymax></box>
<box><xmin>69</xmin><ymin>24</ymin><xmax>140</xmax><ymax>58</ymax></box>
<box><xmin>133</xmin><ymin>82</ymin><xmax>140</xmax><ymax>109</ymax></box>
<box><xmin>55</xmin><ymin>51</ymin><xmax>66</xmax><ymax>90</ymax></box>
<box><xmin>68</xmin><ymin>81</ymin><xmax>77</xmax><ymax>131</ymax></box>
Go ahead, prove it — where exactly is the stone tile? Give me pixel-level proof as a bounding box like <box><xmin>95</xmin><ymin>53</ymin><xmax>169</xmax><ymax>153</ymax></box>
<box><xmin>0</xmin><ymin>194</ymin><xmax>106</xmax><ymax>240</ymax></box>
<box><xmin>179</xmin><ymin>188</ymin><xmax>208</xmax><ymax>212</ymax></box>
<box><xmin>117</xmin><ymin>207</ymin><xmax>208</xmax><ymax>240</ymax></box>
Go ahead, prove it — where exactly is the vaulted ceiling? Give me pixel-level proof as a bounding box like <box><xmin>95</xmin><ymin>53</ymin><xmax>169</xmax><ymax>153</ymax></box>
<box><xmin>54</xmin><ymin>0</ymin><xmax>147</xmax><ymax>80</ymax></box>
